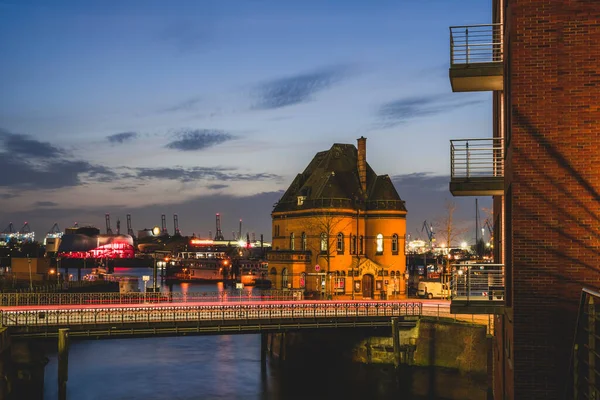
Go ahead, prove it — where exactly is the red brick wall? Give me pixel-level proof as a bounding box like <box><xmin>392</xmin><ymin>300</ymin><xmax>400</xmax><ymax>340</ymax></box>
<box><xmin>505</xmin><ymin>1</ymin><xmax>600</xmax><ymax>398</ymax></box>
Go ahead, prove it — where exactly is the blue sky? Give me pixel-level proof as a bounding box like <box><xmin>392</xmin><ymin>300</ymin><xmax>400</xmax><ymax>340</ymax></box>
<box><xmin>0</xmin><ymin>0</ymin><xmax>492</xmax><ymax>244</ymax></box>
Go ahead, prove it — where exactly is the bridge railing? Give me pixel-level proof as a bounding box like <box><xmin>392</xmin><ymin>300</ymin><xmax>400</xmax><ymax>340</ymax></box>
<box><xmin>0</xmin><ymin>290</ymin><xmax>305</xmax><ymax>307</ymax></box>
<box><xmin>567</xmin><ymin>288</ymin><xmax>600</xmax><ymax>399</ymax></box>
<box><xmin>0</xmin><ymin>301</ymin><xmax>423</xmax><ymax>328</ymax></box>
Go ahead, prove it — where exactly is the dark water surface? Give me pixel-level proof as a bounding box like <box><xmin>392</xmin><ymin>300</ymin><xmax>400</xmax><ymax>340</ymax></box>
<box><xmin>42</xmin><ymin>268</ymin><xmax>487</xmax><ymax>400</ymax></box>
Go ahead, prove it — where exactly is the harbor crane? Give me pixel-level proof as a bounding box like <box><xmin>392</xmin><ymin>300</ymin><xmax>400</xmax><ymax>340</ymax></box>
<box><xmin>421</xmin><ymin>221</ymin><xmax>435</xmax><ymax>249</ymax></box>
<box><xmin>105</xmin><ymin>214</ymin><xmax>113</xmax><ymax>235</ymax></box>
<box><xmin>173</xmin><ymin>214</ymin><xmax>181</xmax><ymax>236</ymax></box>
<box><xmin>161</xmin><ymin>214</ymin><xmax>167</xmax><ymax>235</ymax></box>
<box><xmin>126</xmin><ymin>214</ymin><xmax>135</xmax><ymax>237</ymax></box>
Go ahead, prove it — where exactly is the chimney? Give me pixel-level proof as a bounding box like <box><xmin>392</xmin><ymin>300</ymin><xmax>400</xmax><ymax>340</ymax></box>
<box><xmin>357</xmin><ymin>136</ymin><xmax>367</xmax><ymax>193</ymax></box>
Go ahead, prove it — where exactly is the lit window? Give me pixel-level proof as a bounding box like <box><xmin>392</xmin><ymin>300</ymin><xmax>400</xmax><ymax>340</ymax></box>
<box><xmin>359</xmin><ymin>235</ymin><xmax>364</xmax><ymax>255</ymax></box>
<box><xmin>392</xmin><ymin>234</ymin><xmax>399</xmax><ymax>254</ymax></box>
<box><xmin>337</xmin><ymin>233</ymin><xmax>344</xmax><ymax>253</ymax></box>
<box><xmin>320</xmin><ymin>233</ymin><xmax>327</xmax><ymax>252</ymax></box>
<box><xmin>301</xmin><ymin>232</ymin><xmax>307</xmax><ymax>251</ymax></box>
<box><xmin>351</xmin><ymin>235</ymin><xmax>357</xmax><ymax>254</ymax></box>
<box><xmin>376</xmin><ymin>233</ymin><xmax>384</xmax><ymax>253</ymax></box>
<box><xmin>282</xmin><ymin>268</ymin><xmax>289</xmax><ymax>288</ymax></box>
<box><xmin>297</xmin><ymin>196</ymin><xmax>306</xmax><ymax>206</ymax></box>
<box><xmin>290</xmin><ymin>232</ymin><xmax>295</xmax><ymax>250</ymax></box>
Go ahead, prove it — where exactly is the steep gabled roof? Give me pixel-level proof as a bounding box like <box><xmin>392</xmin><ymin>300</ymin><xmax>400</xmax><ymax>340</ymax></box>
<box><xmin>273</xmin><ymin>142</ymin><xmax>406</xmax><ymax>212</ymax></box>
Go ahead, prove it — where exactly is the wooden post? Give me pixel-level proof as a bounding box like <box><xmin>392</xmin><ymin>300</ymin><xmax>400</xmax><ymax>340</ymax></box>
<box><xmin>260</xmin><ymin>333</ymin><xmax>268</xmax><ymax>367</ymax></box>
<box><xmin>392</xmin><ymin>318</ymin><xmax>401</xmax><ymax>368</ymax></box>
<box><xmin>58</xmin><ymin>328</ymin><xmax>70</xmax><ymax>400</ymax></box>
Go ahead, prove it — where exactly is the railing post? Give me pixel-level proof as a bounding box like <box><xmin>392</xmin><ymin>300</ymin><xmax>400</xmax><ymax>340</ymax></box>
<box><xmin>465</xmin><ymin>28</ymin><xmax>469</xmax><ymax>64</ymax></box>
<box><xmin>466</xmin><ymin>141</ymin><xmax>470</xmax><ymax>178</ymax></box>
<box><xmin>467</xmin><ymin>266</ymin><xmax>471</xmax><ymax>303</ymax></box>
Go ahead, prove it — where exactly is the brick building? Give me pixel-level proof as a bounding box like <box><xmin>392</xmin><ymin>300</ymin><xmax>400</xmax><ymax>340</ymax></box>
<box><xmin>268</xmin><ymin>137</ymin><xmax>408</xmax><ymax>298</ymax></box>
<box><xmin>448</xmin><ymin>1</ymin><xmax>600</xmax><ymax>398</ymax></box>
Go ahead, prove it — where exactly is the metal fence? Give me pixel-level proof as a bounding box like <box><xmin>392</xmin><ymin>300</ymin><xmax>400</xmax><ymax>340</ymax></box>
<box><xmin>450</xmin><ymin>263</ymin><xmax>505</xmax><ymax>302</ymax></box>
<box><xmin>421</xmin><ymin>302</ymin><xmax>495</xmax><ymax>335</ymax></box>
<box><xmin>0</xmin><ymin>289</ymin><xmax>306</xmax><ymax>307</ymax></box>
<box><xmin>568</xmin><ymin>288</ymin><xmax>600</xmax><ymax>399</ymax></box>
<box><xmin>451</xmin><ymin>138</ymin><xmax>504</xmax><ymax>180</ymax></box>
<box><xmin>450</xmin><ymin>24</ymin><xmax>503</xmax><ymax>65</ymax></box>
<box><xmin>0</xmin><ymin>301</ymin><xmax>423</xmax><ymax>328</ymax></box>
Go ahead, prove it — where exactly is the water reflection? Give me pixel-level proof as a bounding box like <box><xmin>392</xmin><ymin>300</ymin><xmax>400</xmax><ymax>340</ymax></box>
<box><xmin>43</xmin><ymin>334</ymin><xmax>486</xmax><ymax>400</ymax></box>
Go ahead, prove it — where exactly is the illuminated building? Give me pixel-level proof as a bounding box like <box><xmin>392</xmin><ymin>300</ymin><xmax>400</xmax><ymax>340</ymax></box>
<box><xmin>269</xmin><ymin>137</ymin><xmax>408</xmax><ymax>298</ymax></box>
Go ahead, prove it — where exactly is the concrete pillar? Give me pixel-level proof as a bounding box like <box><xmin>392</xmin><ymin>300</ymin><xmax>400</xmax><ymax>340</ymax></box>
<box><xmin>392</xmin><ymin>318</ymin><xmax>401</xmax><ymax>368</ymax></box>
<box><xmin>10</xmin><ymin>341</ymin><xmax>48</xmax><ymax>400</ymax></box>
<box><xmin>58</xmin><ymin>328</ymin><xmax>70</xmax><ymax>400</ymax></box>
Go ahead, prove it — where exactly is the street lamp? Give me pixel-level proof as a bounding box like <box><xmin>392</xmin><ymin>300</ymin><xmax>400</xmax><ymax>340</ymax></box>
<box><xmin>27</xmin><ymin>255</ymin><xmax>33</xmax><ymax>290</ymax></box>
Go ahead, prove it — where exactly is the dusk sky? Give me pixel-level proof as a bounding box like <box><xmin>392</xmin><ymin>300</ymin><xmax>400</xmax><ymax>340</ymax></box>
<box><xmin>0</xmin><ymin>0</ymin><xmax>492</xmax><ymax>244</ymax></box>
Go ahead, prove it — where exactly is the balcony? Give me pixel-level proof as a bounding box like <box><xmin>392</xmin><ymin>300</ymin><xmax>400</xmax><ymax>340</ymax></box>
<box><xmin>450</xmin><ymin>138</ymin><xmax>504</xmax><ymax>196</ymax></box>
<box><xmin>449</xmin><ymin>24</ymin><xmax>503</xmax><ymax>92</ymax></box>
<box><xmin>450</xmin><ymin>263</ymin><xmax>504</xmax><ymax>315</ymax></box>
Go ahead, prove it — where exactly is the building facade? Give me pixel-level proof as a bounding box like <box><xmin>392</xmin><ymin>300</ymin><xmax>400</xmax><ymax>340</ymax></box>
<box><xmin>268</xmin><ymin>137</ymin><xmax>408</xmax><ymax>299</ymax></box>
<box><xmin>448</xmin><ymin>1</ymin><xmax>600</xmax><ymax>399</ymax></box>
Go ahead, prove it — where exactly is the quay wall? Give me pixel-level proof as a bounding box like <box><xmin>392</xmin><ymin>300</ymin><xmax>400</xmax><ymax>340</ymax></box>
<box><xmin>268</xmin><ymin>318</ymin><xmax>489</xmax><ymax>375</ymax></box>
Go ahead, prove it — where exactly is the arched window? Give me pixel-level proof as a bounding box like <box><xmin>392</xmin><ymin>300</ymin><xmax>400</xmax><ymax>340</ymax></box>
<box><xmin>270</xmin><ymin>267</ymin><xmax>277</xmax><ymax>276</ymax></box>
<box><xmin>392</xmin><ymin>233</ymin><xmax>399</xmax><ymax>254</ymax></box>
<box><xmin>282</xmin><ymin>268</ymin><xmax>289</xmax><ymax>288</ymax></box>
<box><xmin>320</xmin><ymin>233</ymin><xmax>327</xmax><ymax>252</ymax></box>
<box><xmin>337</xmin><ymin>233</ymin><xmax>344</xmax><ymax>253</ymax></box>
<box><xmin>351</xmin><ymin>235</ymin><xmax>357</xmax><ymax>254</ymax></box>
<box><xmin>376</xmin><ymin>233</ymin><xmax>384</xmax><ymax>254</ymax></box>
<box><xmin>359</xmin><ymin>235</ymin><xmax>364</xmax><ymax>254</ymax></box>
<box><xmin>290</xmin><ymin>232</ymin><xmax>295</xmax><ymax>250</ymax></box>
<box><xmin>301</xmin><ymin>232</ymin><xmax>307</xmax><ymax>251</ymax></box>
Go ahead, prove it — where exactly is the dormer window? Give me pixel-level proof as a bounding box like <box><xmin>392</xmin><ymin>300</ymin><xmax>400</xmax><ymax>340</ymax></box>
<box><xmin>297</xmin><ymin>196</ymin><xmax>306</xmax><ymax>206</ymax></box>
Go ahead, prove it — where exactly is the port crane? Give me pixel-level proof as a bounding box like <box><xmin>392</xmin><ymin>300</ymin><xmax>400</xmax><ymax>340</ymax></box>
<box><xmin>126</xmin><ymin>214</ymin><xmax>134</xmax><ymax>237</ymax></box>
<box><xmin>421</xmin><ymin>221</ymin><xmax>435</xmax><ymax>249</ymax></box>
<box><xmin>105</xmin><ymin>214</ymin><xmax>113</xmax><ymax>234</ymax></box>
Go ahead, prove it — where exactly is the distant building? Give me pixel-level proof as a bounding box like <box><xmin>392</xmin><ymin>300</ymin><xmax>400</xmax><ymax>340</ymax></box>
<box><xmin>268</xmin><ymin>137</ymin><xmax>407</xmax><ymax>298</ymax></box>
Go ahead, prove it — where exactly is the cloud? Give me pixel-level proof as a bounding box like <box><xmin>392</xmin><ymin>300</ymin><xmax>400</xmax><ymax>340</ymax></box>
<box><xmin>0</xmin><ymin>129</ymin><xmax>63</xmax><ymax>158</ymax></box>
<box><xmin>377</xmin><ymin>95</ymin><xmax>485</xmax><ymax>127</ymax></box>
<box><xmin>34</xmin><ymin>201</ymin><xmax>58</xmax><ymax>207</ymax></box>
<box><xmin>160</xmin><ymin>97</ymin><xmax>202</xmax><ymax>113</ymax></box>
<box><xmin>107</xmin><ymin>132</ymin><xmax>138</xmax><ymax>144</ymax></box>
<box><xmin>112</xmin><ymin>185</ymin><xmax>138</xmax><ymax>191</ymax></box>
<box><xmin>0</xmin><ymin>193</ymin><xmax>18</xmax><ymax>200</ymax></box>
<box><xmin>391</xmin><ymin>172</ymin><xmax>449</xmax><ymax>192</ymax></box>
<box><xmin>165</xmin><ymin>129</ymin><xmax>235</xmax><ymax>151</ymax></box>
<box><xmin>206</xmin><ymin>184</ymin><xmax>228</xmax><ymax>190</ymax></box>
<box><xmin>0</xmin><ymin>157</ymin><xmax>119</xmax><ymax>189</ymax></box>
<box><xmin>254</xmin><ymin>66</ymin><xmax>349</xmax><ymax>110</ymax></box>
<box><xmin>134</xmin><ymin>166</ymin><xmax>280</xmax><ymax>183</ymax></box>
<box><xmin>0</xmin><ymin>129</ymin><xmax>119</xmax><ymax>189</ymax></box>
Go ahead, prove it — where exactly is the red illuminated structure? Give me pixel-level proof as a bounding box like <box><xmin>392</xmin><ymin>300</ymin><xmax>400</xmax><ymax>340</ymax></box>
<box><xmin>57</xmin><ymin>228</ymin><xmax>135</xmax><ymax>259</ymax></box>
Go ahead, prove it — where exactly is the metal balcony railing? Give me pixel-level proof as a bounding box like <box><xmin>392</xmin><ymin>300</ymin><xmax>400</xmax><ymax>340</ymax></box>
<box><xmin>567</xmin><ymin>288</ymin><xmax>600</xmax><ymax>399</ymax></box>
<box><xmin>450</xmin><ymin>263</ymin><xmax>504</xmax><ymax>302</ymax></box>
<box><xmin>450</xmin><ymin>138</ymin><xmax>504</xmax><ymax>179</ymax></box>
<box><xmin>450</xmin><ymin>24</ymin><xmax>503</xmax><ymax>66</ymax></box>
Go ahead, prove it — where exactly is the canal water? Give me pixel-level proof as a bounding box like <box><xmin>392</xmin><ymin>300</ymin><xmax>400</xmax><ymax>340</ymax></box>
<box><xmin>42</xmin><ymin>268</ymin><xmax>488</xmax><ymax>400</ymax></box>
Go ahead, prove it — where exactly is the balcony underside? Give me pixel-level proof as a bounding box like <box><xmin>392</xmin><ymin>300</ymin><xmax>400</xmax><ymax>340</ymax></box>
<box><xmin>450</xmin><ymin>298</ymin><xmax>504</xmax><ymax>315</ymax></box>
<box><xmin>450</xmin><ymin>177</ymin><xmax>504</xmax><ymax>196</ymax></box>
<box><xmin>449</xmin><ymin>63</ymin><xmax>503</xmax><ymax>92</ymax></box>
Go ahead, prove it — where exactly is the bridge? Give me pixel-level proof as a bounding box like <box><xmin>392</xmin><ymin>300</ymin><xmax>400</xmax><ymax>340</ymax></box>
<box><xmin>1</xmin><ymin>300</ymin><xmax>422</xmax><ymax>339</ymax></box>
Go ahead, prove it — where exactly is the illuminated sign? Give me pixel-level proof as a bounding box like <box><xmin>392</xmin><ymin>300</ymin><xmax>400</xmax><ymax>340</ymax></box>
<box><xmin>190</xmin><ymin>239</ymin><xmax>214</xmax><ymax>245</ymax></box>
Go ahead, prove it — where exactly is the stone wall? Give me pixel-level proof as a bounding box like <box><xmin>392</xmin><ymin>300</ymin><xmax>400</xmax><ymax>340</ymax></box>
<box><xmin>268</xmin><ymin>317</ymin><xmax>489</xmax><ymax>375</ymax></box>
